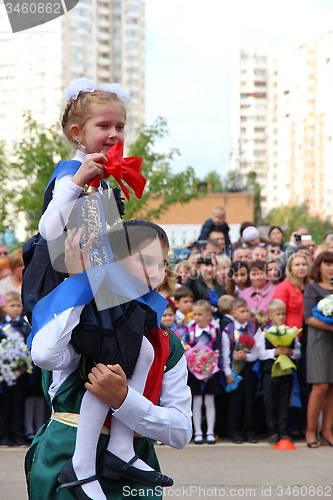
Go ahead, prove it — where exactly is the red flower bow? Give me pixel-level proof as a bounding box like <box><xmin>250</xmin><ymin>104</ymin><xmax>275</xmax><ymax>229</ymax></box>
<box><xmin>88</xmin><ymin>142</ymin><xmax>146</xmax><ymax>201</ymax></box>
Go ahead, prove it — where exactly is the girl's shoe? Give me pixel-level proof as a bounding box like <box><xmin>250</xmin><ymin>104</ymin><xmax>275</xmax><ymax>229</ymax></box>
<box><xmin>99</xmin><ymin>451</ymin><xmax>173</xmax><ymax>487</ymax></box>
<box><xmin>194</xmin><ymin>434</ymin><xmax>203</xmax><ymax>445</ymax></box>
<box><xmin>57</xmin><ymin>459</ymin><xmax>98</xmax><ymax>500</ymax></box>
<box><xmin>206</xmin><ymin>434</ymin><xmax>216</xmax><ymax>444</ymax></box>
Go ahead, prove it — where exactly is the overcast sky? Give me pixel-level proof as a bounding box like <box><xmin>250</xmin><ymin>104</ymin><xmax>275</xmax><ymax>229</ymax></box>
<box><xmin>145</xmin><ymin>0</ymin><xmax>333</xmax><ymax>180</ymax></box>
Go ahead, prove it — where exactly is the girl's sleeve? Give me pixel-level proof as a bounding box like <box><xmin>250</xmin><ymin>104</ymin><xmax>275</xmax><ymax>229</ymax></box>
<box><xmin>31</xmin><ymin>305</ymin><xmax>84</xmax><ymax>370</ymax></box>
<box><xmin>222</xmin><ymin>330</ymin><xmax>231</xmax><ymax>376</ymax></box>
<box><xmin>111</xmin><ymin>355</ymin><xmax>192</xmax><ymax>449</ymax></box>
<box><xmin>39</xmin><ymin>174</ymin><xmax>84</xmax><ymax>240</ymax></box>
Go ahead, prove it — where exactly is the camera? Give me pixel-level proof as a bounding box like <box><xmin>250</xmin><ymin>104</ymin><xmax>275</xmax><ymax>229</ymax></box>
<box><xmin>295</xmin><ymin>234</ymin><xmax>302</xmax><ymax>242</ymax></box>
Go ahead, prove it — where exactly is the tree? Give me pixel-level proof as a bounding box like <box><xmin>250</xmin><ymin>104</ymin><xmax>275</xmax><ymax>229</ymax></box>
<box><xmin>245</xmin><ymin>171</ymin><xmax>262</xmax><ymax>225</ymax></box>
<box><xmin>203</xmin><ymin>170</ymin><xmax>223</xmax><ymax>192</ymax></box>
<box><xmin>124</xmin><ymin>117</ymin><xmax>204</xmax><ymax>219</ymax></box>
<box><xmin>0</xmin><ymin>141</ymin><xmax>12</xmax><ymax>236</ymax></box>
<box><xmin>266</xmin><ymin>203</ymin><xmax>333</xmax><ymax>243</ymax></box>
<box><xmin>9</xmin><ymin>114</ymin><xmax>71</xmax><ymax>236</ymax></box>
<box><xmin>222</xmin><ymin>170</ymin><xmax>244</xmax><ymax>192</ymax></box>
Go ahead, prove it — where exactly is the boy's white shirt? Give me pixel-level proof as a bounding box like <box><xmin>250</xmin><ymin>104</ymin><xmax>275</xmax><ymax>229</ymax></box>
<box><xmin>255</xmin><ymin>327</ymin><xmax>301</xmax><ymax>361</ymax></box>
<box><xmin>175</xmin><ymin>309</ymin><xmax>185</xmax><ymax>321</ymax></box>
<box><xmin>31</xmin><ymin>305</ymin><xmax>192</xmax><ymax>449</ymax></box>
<box><xmin>222</xmin><ymin>321</ymin><xmax>260</xmax><ymax>376</ymax></box>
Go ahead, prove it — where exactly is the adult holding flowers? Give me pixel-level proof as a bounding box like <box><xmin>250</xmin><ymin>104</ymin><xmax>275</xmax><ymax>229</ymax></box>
<box><xmin>303</xmin><ymin>251</ymin><xmax>333</xmax><ymax>448</ymax></box>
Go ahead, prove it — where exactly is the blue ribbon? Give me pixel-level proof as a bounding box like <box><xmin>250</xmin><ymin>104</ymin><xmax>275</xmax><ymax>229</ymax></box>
<box><xmin>311</xmin><ymin>307</ymin><xmax>333</xmax><ymax>325</ymax></box>
<box><xmin>45</xmin><ymin>160</ymin><xmax>81</xmax><ymax>191</ymax></box>
<box><xmin>27</xmin><ymin>263</ymin><xmax>167</xmax><ymax>349</ymax></box>
<box><xmin>225</xmin><ymin>372</ymin><xmax>243</xmax><ymax>392</ymax></box>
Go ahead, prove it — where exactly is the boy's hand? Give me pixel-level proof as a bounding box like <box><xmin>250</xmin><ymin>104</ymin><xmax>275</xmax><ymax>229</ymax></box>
<box><xmin>85</xmin><ymin>363</ymin><xmax>128</xmax><ymax>409</ymax></box>
<box><xmin>64</xmin><ymin>228</ymin><xmax>95</xmax><ymax>275</ymax></box>
<box><xmin>226</xmin><ymin>374</ymin><xmax>234</xmax><ymax>384</ymax></box>
<box><xmin>72</xmin><ymin>152</ymin><xmax>107</xmax><ymax>188</ymax></box>
<box><xmin>233</xmin><ymin>350</ymin><xmax>247</xmax><ymax>361</ymax></box>
<box><xmin>275</xmin><ymin>347</ymin><xmax>293</xmax><ymax>356</ymax></box>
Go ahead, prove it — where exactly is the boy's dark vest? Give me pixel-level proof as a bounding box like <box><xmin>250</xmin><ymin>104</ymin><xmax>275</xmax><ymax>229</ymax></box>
<box><xmin>21</xmin><ymin>160</ymin><xmax>124</xmax><ymax>324</ymax></box>
<box><xmin>261</xmin><ymin>336</ymin><xmax>296</xmax><ymax>373</ymax></box>
<box><xmin>225</xmin><ymin>321</ymin><xmax>256</xmax><ymax>362</ymax></box>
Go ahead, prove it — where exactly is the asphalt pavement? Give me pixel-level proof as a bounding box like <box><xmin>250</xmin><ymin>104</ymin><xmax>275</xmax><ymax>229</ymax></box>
<box><xmin>1</xmin><ymin>439</ymin><xmax>332</xmax><ymax>500</ymax></box>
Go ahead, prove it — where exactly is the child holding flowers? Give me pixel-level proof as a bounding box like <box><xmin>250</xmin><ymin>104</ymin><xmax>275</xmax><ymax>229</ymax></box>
<box><xmin>183</xmin><ymin>299</ymin><xmax>222</xmax><ymax>444</ymax></box>
<box><xmin>256</xmin><ymin>299</ymin><xmax>301</xmax><ymax>444</ymax></box>
<box><xmin>222</xmin><ymin>297</ymin><xmax>259</xmax><ymax>443</ymax></box>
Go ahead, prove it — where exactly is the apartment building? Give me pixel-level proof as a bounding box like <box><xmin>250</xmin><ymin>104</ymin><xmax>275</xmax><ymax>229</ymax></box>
<box><xmin>0</xmin><ymin>0</ymin><xmax>145</xmax><ymax>147</ymax></box>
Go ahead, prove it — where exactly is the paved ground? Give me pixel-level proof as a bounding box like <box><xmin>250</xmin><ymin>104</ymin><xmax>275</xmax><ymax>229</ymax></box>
<box><xmin>1</xmin><ymin>439</ymin><xmax>332</xmax><ymax>500</ymax></box>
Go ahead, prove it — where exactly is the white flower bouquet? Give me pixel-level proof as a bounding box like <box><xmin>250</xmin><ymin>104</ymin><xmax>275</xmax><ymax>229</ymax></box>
<box><xmin>312</xmin><ymin>294</ymin><xmax>333</xmax><ymax>325</ymax></box>
<box><xmin>264</xmin><ymin>324</ymin><xmax>301</xmax><ymax>377</ymax></box>
<box><xmin>0</xmin><ymin>328</ymin><xmax>33</xmax><ymax>386</ymax></box>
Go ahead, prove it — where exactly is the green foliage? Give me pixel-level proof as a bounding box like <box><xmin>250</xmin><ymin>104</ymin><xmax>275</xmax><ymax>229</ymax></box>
<box><xmin>266</xmin><ymin>203</ymin><xmax>333</xmax><ymax>243</ymax></box>
<box><xmin>124</xmin><ymin>117</ymin><xmax>204</xmax><ymax>219</ymax></box>
<box><xmin>0</xmin><ymin>141</ymin><xmax>12</xmax><ymax>235</ymax></box>
<box><xmin>245</xmin><ymin>171</ymin><xmax>262</xmax><ymax>225</ymax></box>
<box><xmin>9</xmin><ymin>114</ymin><xmax>71</xmax><ymax>235</ymax></box>
<box><xmin>222</xmin><ymin>170</ymin><xmax>244</xmax><ymax>192</ymax></box>
<box><xmin>203</xmin><ymin>170</ymin><xmax>223</xmax><ymax>192</ymax></box>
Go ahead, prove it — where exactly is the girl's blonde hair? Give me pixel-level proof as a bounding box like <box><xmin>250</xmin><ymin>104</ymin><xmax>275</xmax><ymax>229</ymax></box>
<box><xmin>62</xmin><ymin>91</ymin><xmax>126</xmax><ymax>146</ymax></box>
<box><xmin>285</xmin><ymin>252</ymin><xmax>311</xmax><ymax>289</ymax></box>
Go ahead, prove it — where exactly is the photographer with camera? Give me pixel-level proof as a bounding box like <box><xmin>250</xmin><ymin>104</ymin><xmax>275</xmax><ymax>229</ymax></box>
<box><xmin>279</xmin><ymin>226</ymin><xmax>309</xmax><ymax>281</ymax></box>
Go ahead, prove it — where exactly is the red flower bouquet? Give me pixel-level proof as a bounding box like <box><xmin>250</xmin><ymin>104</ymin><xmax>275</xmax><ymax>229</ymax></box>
<box><xmin>185</xmin><ymin>341</ymin><xmax>220</xmax><ymax>381</ymax></box>
<box><xmin>232</xmin><ymin>333</ymin><xmax>256</xmax><ymax>376</ymax></box>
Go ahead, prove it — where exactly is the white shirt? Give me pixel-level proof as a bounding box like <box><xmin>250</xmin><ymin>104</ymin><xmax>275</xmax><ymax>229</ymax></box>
<box><xmin>31</xmin><ymin>305</ymin><xmax>192</xmax><ymax>449</ymax></box>
<box><xmin>222</xmin><ymin>321</ymin><xmax>260</xmax><ymax>376</ymax></box>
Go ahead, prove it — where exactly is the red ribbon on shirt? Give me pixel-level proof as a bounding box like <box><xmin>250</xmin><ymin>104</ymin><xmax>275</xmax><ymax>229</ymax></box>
<box><xmin>88</xmin><ymin>142</ymin><xmax>146</xmax><ymax>201</ymax></box>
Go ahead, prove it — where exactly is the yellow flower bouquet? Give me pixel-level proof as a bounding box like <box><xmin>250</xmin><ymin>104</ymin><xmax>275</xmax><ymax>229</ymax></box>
<box><xmin>264</xmin><ymin>325</ymin><xmax>301</xmax><ymax>377</ymax></box>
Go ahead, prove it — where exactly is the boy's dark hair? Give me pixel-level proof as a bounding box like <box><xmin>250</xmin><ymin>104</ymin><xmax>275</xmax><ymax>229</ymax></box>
<box><xmin>249</xmin><ymin>259</ymin><xmax>267</xmax><ymax>272</ymax></box>
<box><xmin>174</xmin><ymin>286</ymin><xmax>194</xmax><ymax>301</ymax></box>
<box><xmin>230</xmin><ymin>297</ymin><xmax>247</xmax><ymax>311</ymax></box>
<box><xmin>108</xmin><ymin>219</ymin><xmax>169</xmax><ymax>259</ymax></box>
<box><xmin>164</xmin><ymin>302</ymin><xmax>176</xmax><ymax>313</ymax></box>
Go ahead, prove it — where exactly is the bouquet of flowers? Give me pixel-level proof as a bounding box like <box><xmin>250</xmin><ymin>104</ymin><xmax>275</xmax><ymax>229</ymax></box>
<box><xmin>232</xmin><ymin>333</ymin><xmax>256</xmax><ymax>376</ymax></box>
<box><xmin>250</xmin><ymin>309</ymin><xmax>268</xmax><ymax>328</ymax></box>
<box><xmin>264</xmin><ymin>324</ymin><xmax>302</xmax><ymax>377</ymax></box>
<box><xmin>225</xmin><ymin>332</ymin><xmax>255</xmax><ymax>392</ymax></box>
<box><xmin>0</xmin><ymin>327</ymin><xmax>33</xmax><ymax>387</ymax></box>
<box><xmin>185</xmin><ymin>340</ymin><xmax>220</xmax><ymax>381</ymax></box>
<box><xmin>311</xmin><ymin>294</ymin><xmax>333</xmax><ymax>325</ymax></box>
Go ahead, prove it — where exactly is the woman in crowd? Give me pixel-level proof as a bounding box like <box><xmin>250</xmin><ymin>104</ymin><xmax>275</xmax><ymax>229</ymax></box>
<box><xmin>303</xmin><ymin>252</ymin><xmax>333</xmax><ymax>448</ymax></box>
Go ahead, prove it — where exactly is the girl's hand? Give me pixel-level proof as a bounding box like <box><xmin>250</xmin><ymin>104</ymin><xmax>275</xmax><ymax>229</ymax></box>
<box><xmin>226</xmin><ymin>374</ymin><xmax>234</xmax><ymax>384</ymax></box>
<box><xmin>64</xmin><ymin>228</ymin><xmax>95</xmax><ymax>275</ymax></box>
<box><xmin>72</xmin><ymin>152</ymin><xmax>107</xmax><ymax>188</ymax></box>
<box><xmin>85</xmin><ymin>363</ymin><xmax>128</xmax><ymax>408</ymax></box>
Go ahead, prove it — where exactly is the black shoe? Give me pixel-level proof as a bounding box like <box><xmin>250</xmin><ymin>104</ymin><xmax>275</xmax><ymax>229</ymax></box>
<box><xmin>267</xmin><ymin>434</ymin><xmax>279</xmax><ymax>445</ymax></box>
<box><xmin>14</xmin><ymin>437</ymin><xmax>27</xmax><ymax>447</ymax></box>
<box><xmin>57</xmin><ymin>459</ymin><xmax>99</xmax><ymax>500</ymax></box>
<box><xmin>231</xmin><ymin>436</ymin><xmax>243</xmax><ymax>444</ymax></box>
<box><xmin>245</xmin><ymin>435</ymin><xmax>258</xmax><ymax>443</ymax></box>
<box><xmin>100</xmin><ymin>451</ymin><xmax>173</xmax><ymax>487</ymax></box>
<box><xmin>206</xmin><ymin>434</ymin><xmax>216</xmax><ymax>444</ymax></box>
<box><xmin>0</xmin><ymin>437</ymin><xmax>9</xmax><ymax>447</ymax></box>
<box><xmin>194</xmin><ymin>434</ymin><xmax>204</xmax><ymax>445</ymax></box>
